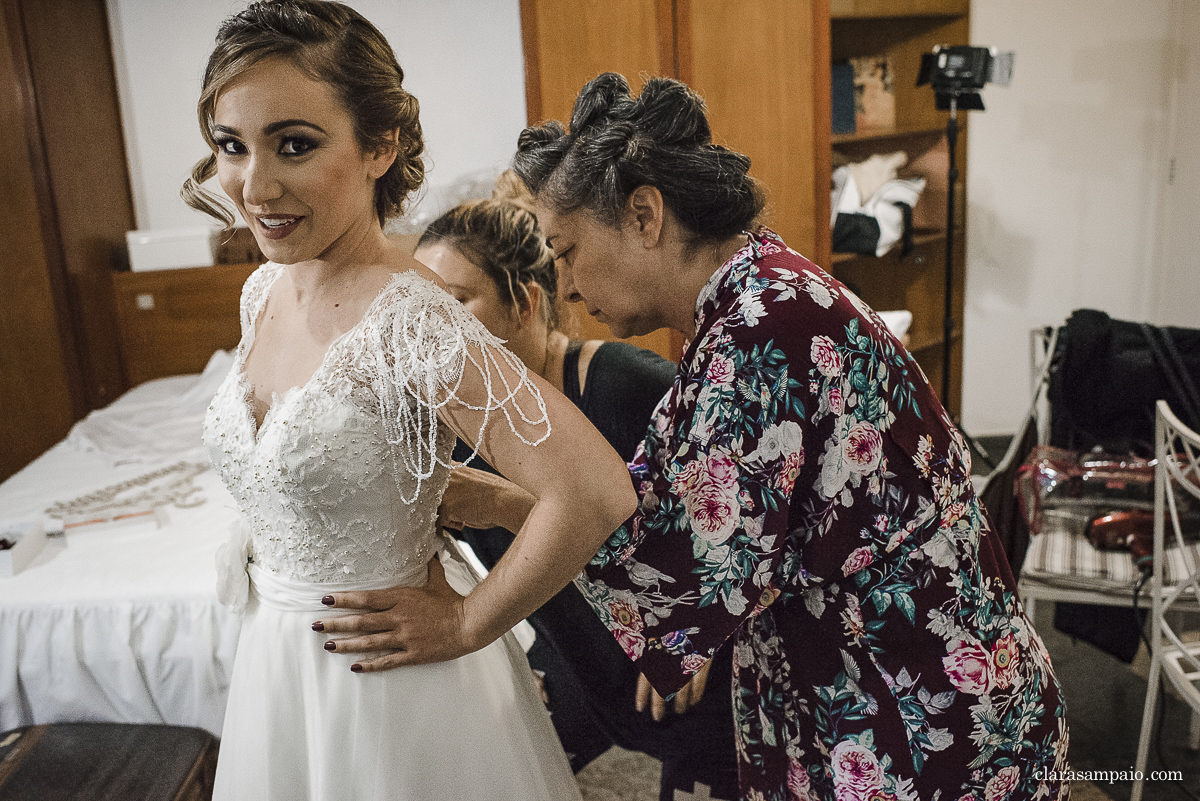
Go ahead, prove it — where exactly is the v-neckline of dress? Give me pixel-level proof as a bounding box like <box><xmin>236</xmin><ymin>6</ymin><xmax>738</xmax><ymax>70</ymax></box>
<box><xmin>235</xmin><ymin>264</ymin><xmax>418</xmax><ymax>444</ymax></box>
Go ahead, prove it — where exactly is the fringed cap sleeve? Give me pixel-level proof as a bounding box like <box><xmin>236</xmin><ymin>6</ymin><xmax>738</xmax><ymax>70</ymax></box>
<box><xmin>352</xmin><ymin>270</ymin><xmax>551</xmax><ymax>503</ymax></box>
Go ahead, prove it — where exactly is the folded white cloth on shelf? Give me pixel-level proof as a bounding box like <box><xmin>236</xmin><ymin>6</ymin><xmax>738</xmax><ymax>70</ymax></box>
<box><xmin>847</xmin><ymin>151</ymin><xmax>908</xmax><ymax>204</ymax></box>
<box><xmin>876</xmin><ymin>309</ymin><xmax>913</xmax><ymax>339</ymax></box>
<box><xmin>832</xmin><ymin>164</ymin><xmax>926</xmax><ymax>257</ymax></box>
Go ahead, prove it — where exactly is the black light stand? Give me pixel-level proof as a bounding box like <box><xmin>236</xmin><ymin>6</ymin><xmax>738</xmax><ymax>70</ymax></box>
<box><xmin>918</xmin><ymin>44</ymin><xmax>1014</xmax><ymax>470</ymax></box>
<box><xmin>941</xmin><ymin>94</ymin><xmax>961</xmax><ymax>413</ymax></box>
<box><xmin>937</xmin><ymin>94</ymin><xmax>994</xmax><ymax>469</ymax></box>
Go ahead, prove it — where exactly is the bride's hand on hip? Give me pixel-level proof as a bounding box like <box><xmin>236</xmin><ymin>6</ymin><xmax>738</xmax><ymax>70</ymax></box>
<box><xmin>313</xmin><ymin>554</ymin><xmax>474</xmax><ymax>672</ymax></box>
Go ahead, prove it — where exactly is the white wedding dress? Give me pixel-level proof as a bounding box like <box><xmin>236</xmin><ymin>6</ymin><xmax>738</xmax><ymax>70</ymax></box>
<box><xmin>202</xmin><ymin>263</ymin><xmax>582</xmax><ymax>801</ymax></box>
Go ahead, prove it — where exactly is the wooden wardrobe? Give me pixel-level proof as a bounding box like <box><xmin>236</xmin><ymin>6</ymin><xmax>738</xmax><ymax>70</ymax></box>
<box><xmin>520</xmin><ymin>0</ymin><xmax>969</xmax><ymax>414</ymax></box>
<box><xmin>0</xmin><ymin>0</ymin><xmax>134</xmax><ymax>482</ymax></box>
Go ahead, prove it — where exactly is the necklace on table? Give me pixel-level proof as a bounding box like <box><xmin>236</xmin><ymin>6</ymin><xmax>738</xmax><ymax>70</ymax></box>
<box><xmin>45</xmin><ymin>460</ymin><xmax>210</xmax><ymax>522</ymax></box>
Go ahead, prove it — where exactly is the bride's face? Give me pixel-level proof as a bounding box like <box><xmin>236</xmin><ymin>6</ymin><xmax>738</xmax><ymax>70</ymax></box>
<box><xmin>212</xmin><ymin>56</ymin><xmax>394</xmax><ymax>265</ymax></box>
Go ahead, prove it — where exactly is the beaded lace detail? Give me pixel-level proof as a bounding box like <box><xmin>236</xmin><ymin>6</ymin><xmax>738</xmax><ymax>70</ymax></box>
<box><xmin>203</xmin><ymin>264</ymin><xmax>549</xmax><ymax>583</ymax></box>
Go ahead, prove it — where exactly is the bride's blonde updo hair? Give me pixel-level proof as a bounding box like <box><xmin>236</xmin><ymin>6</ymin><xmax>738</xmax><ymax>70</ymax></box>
<box><xmin>417</xmin><ymin>171</ymin><xmax>559</xmax><ymax>329</ymax></box>
<box><xmin>181</xmin><ymin>0</ymin><xmax>424</xmax><ymax>227</ymax></box>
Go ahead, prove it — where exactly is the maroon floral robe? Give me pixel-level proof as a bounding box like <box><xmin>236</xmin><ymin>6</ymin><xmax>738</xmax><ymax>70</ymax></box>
<box><xmin>577</xmin><ymin>229</ymin><xmax>1069</xmax><ymax>801</ymax></box>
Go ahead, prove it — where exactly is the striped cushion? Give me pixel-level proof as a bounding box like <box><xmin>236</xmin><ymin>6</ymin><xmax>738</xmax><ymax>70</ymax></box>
<box><xmin>1022</xmin><ymin>510</ymin><xmax>1200</xmax><ymax>594</ymax></box>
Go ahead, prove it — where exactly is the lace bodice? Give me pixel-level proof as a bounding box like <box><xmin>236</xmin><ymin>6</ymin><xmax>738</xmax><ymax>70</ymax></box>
<box><xmin>203</xmin><ymin>264</ymin><xmax>547</xmax><ymax>584</ymax></box>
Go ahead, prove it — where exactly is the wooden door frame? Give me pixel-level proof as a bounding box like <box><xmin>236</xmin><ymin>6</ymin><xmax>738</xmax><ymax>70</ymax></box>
<box><xmin>3</xmin><ymin>0</ymin><xmax>135</xmax><ymax>411</ymax></box>
<box><xmin>2</xmin><ymin>0</ymin><xmax>87</xmax><ymax>420</ymax></box>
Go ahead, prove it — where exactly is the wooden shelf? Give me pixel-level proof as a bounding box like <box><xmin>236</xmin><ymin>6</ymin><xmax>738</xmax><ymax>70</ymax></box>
<box><xmin>832</xmin><ymin>123</ymin><xmax>945</xmax><ymax>146</ymax></box>
<box><xmin>830</xmin><ymin>230</ymin><xmax>946</xmax><ymax>265</ymax></box>
<box><xmin>909</xmin><ymin>331</ymin><xmax>960</xmax><ymax>356</ymax></box>
<box><xmin>831</xmin><ymin>0</ymin><xmax>968</xmax><ymax>21</ymax></box>
<box><xmin>831</xmin><ymin>10</ymin><xmax>964</xmax><ymax>21</ymax></box>
<box><xmin>827</xmin><ymin>2</ymin><xmax>970</xmax><ymax>416</ymax></box>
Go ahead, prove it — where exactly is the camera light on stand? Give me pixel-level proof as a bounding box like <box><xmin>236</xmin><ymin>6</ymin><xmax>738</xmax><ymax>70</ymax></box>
<box><xmin>915</xmin><ymin>44</ymin><xmax>1014</xmax><ymax>468</ymax></box>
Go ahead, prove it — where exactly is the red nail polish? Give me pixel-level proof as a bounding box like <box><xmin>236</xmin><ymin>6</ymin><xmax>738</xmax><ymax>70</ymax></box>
<box><xmin>311</xmin><ymin>622</ymin><xmax>324</xmax><ymax>632</ymax></box>
<box><xmin>324</xmin><ymin>641</ymin><xmax>336</xmax><ymax>651</ymax></box>
<box><xmin>351</xmin><ymin>663</ymin><xmax>363</xmax><ymax>673</ymax></box>
<box><xmin>321</xmin><ymin>596</ymin><xmax>335</xmax><ymax>606</ymax></box>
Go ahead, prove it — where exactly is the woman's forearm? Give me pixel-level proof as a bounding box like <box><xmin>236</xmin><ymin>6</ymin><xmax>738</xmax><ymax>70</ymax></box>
<box><xmin>433</xmin><ymin>343</ymin><xmax>638</xmax><ymax>652</ymax></box>
<box><xmin>441</xmin><ymin>466</ymin><xmax>537</xmax><ymax>533</ymax></box>
<box><xmin>460</xmin><ymin>486</ymin><xmax>634</xmax><ymax>650</ymax></box>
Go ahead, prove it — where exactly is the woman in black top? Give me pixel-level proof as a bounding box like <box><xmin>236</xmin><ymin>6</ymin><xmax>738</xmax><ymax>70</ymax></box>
<box><xmin>409</xmin><ymin>173</ymin><xmax>739</xmax><ymax>801</ymax></box>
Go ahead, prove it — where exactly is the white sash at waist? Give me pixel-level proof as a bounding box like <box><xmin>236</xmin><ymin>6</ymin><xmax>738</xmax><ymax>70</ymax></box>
<box><xmin>245</xmin><ymin>540</ymin><xmax>537</xmax><ymax>653</ymax></box>
<box><xmin>248</xmin><ymin>563</ymin><xmax>429</xmax><ymax>613</ymax></box>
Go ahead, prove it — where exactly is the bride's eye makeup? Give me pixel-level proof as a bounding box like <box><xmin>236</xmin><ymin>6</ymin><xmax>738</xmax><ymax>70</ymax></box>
<box><xmin>210</xmin><ymin>128</ymin><xmax>320</xmax><ymax>158</ymax></box>
<box><xmin>279</xmin><ymin>136</ymin><xmax>318</xmax><ymax>156</ymax></box>
<box><xmin>214</xmin><ymin>137</ymin><xmax>246</xmax><ymax>156</ymax></box>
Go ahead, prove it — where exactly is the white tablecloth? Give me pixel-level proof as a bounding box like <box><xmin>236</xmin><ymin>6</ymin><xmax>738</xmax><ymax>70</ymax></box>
<box><xmin>0</xmin><ymin>350</ymin><xmax>537</xmax><ymax>738</ymax></box>
<box><xmin>0</xmin><ymin>355</ymin><xmax>241</xmax><ymax>736</ymax></box>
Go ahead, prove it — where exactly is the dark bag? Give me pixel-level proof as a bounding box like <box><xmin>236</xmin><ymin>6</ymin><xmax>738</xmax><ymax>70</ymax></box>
<box><xmin>831</xmin><ymin>204</ymin><xmax>915</xmax><ymax>258</ymax></box>
<box><xmin>979</xmin><ymin>414</ymin><xmax>1039</xmax><ymax>576</ymax></box>
<box><xmin>1049</xmin><ymin>309</ymin><xmax>1200</xmax><ymax>456</ymax></box>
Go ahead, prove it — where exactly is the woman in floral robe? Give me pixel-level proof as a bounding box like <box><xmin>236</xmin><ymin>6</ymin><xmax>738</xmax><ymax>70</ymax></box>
<box><xmin>324</xmin><ymin>72</ymin><xmax>1069</xmax><ymax>801</ymax></box>
<box><xmin>573</xmin><ymin>226</ymin><xmax>1068</xmax><ymax>801</ymax></box>
<box><xmin>510</xmin><ymin>75</ymin><xmax>1069</xmax><ymax>801</ymax></box>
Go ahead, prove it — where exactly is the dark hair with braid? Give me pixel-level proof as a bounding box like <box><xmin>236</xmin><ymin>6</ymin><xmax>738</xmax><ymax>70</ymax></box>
<box><xmin>416</xmin><ymin>171</ymin><xmax>559</xmax><ymax>329</ymax></box>
<box><xmin>181</xmin><ymin>0</ymin><xmax>424</xmax><ymax>227</ymax></box>
<box><xmin>513</xmin><ymin>73</ymin><xmax>764</xmax><ymax>245</ymax></box>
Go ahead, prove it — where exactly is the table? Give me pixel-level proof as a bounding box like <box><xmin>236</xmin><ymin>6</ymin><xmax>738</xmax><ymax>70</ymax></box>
<box><xmin>0</xmin><ymin>356</ymin><xmax>241</xmax><ymax>736</ymax></box>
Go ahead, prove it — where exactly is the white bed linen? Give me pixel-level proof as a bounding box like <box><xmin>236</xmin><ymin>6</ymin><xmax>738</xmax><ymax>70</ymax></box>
<box><xmin>0</xmin><ymin>351</ymin><xmax>535</xmax><ymax>737</ymax></box>
<box><xmin>0</xmin><ymin>354</ymin><xmax>242</xmax><ymax>735</ymax></box>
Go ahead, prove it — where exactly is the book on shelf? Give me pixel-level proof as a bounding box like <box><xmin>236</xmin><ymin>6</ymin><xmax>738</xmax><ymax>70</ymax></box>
<box><xmin>831</xmin><ymin>61</ymin><xmax>856</xmax><ymax>134</ymax></box>
<box><xmin>851</xmin><ymin>55</ymin><xmax>895</xmax><ymax>131</ymax></box>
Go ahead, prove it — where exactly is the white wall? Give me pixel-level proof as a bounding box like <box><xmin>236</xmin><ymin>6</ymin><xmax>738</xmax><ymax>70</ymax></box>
<box><xmin>106</xmin><ymin>0</ymin><xmax>528</xmax><ymax>234</ymax></box>
<box><xmin>1150</xmin><ymin>0</ymin><xmax>1200</xmax><ymax>330</ymax></box>
<box><xmin>964</xmin><ymin>0</ymin><xmax>1199</xmax><ymax>435</ymax></box>
<box><xmin>105</xmin><ymin>0</ymin><xmax>1198</xmax><ymax>430</ymax></box>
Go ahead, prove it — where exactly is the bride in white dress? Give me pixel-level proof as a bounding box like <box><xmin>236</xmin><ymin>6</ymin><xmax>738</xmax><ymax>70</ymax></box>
<box><xmin>183</xmin><ymin>2</ymin><xmax>636</xmax><ymax>799</ymax></box>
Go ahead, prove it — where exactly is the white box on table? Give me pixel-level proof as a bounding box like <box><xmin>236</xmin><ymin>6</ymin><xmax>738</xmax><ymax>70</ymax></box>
<box><xmin>126</xmin><ymin>227</ymin><xmax>217</xmax><ymax>272</ymax></box>
<box><xmin>0</xmin><ymin>521</ymin><xmax>47</xmax><ymax>577</ymax></box>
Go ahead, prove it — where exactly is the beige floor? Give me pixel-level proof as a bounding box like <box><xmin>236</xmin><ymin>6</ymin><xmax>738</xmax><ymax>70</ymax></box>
<box><xmin>1073</xmin><ymin>780</ymin><xmax>1117</xmax><ymax>801</ymax></box>
<box><xmin>575</xmin><ymin>747</ymin><xmax>1113</xmax><ymax>801</ymax></box>
<box><xmin>576</xmin><ymin>746</ymin><xmax>659</xmax><ymax>801</ymax></box>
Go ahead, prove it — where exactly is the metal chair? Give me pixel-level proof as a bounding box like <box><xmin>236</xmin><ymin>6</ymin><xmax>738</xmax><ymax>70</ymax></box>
<box><xmin>1008</xmin><ymin>333</ymin><xmax>1200</xmax><ymax>623</ymax></box>
<box><xmin>1132</xmin><ymin>400</ymin><xmax>1200</xmax><ymax>801</ymax></box>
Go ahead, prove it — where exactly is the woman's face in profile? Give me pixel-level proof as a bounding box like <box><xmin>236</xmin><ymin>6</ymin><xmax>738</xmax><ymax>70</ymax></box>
<box><xmin>537</xmin><ymin>204</ymin><xmax>658</xmax><ymax>340</ymax></box>
<box><xmin>415</xmin><ymin>242</ymin><xmax>524</xmax><ymax>342</ymax></box>
<box><xmin>212</xmin><ymin>56</ymin><xmax>391</xmax><ymax>265</ymax></box>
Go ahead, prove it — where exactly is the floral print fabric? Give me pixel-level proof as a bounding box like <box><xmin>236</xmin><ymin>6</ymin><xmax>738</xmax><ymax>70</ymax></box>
<box><xmin>577</xmin><ymin>229</ymin><xmax>1069</xmax><ymax>801</ymax></box>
